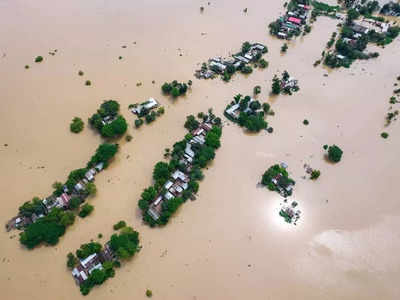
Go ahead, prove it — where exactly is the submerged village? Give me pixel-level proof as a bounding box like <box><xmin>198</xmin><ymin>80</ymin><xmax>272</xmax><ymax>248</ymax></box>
<box><xmin>2</xmin><ymin>0</ymin><xmax>400</xmax><ymax>298</ymax></box>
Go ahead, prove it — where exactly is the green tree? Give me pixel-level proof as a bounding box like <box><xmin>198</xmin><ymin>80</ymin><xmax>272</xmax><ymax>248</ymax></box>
<box><xmin>171</xmin><ymin>87</ymin><xmax>180</xmax><ymax>97</ymax></box>
<box><xmin>184</xmin><ymin>115</ymin><xmax>200</xmax><ymax>131</ymax></box>
<box><xmin>67</xmin><ymin>252</ymin><xmax>78</xmax><ymax>269</ymax></box>
<box><xmin>327</xmin><ymin>145</ymin><xmax>343</xmax><ymax>163</ymax></box>
<box><xmin>109</xmin><ymin>226</ymin><xmax>140</xmax><ymax>260</ymax></box>
<box><xmin>76</xmin><ymin>242</ymin><xmax>102</xmax><ymax>259</ymax></box>
<box><xmin>87</xmin><ymin>143</ymin><xmax>118</xmax><ymax>168</ymax></box>
<box><xmin>79</xmin><ymin>204</ymin><xmax>94</xmax><ymax>218</ymax></box>
<box><xmin>138</xmin><ymin>187</ymin><xmax>157</xmax><ymax>211</ymax></box>
<box><xmin>310</xmin><ymin>170</ymin><xmax>321</xmax><ymax>180</ymax></box>
<box><xmin>85</xmin><ymin>182</ymin><xmax>97</xmax><ymax>196</ymax></box>
<box><xmin>113</xmin><ymin>220</ymin><xmax>127</xmax><ymax>230</ymax></box>
<box><xmin>161</xmin><ymin>82</ymin><xmax>172</xmax><ymax>94</ymax></box>
<box><xmin>70</xmin><ymin>117</ymin><xmax>84</xmax><ymax>133</ymax></box>
<box><xmin>153</xmin><ymin>162</ymin><xmax>170</xmax><ymax>186</ymax></box>
<box><xmin>272</xmin><ymin>76</ymin><xmax>281</xmax><ymax>95</ymax></box>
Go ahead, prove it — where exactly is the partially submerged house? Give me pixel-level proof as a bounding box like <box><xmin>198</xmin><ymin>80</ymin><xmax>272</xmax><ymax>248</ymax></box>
<box><xmin>72</xmin><ymin>253</ymin><xmax>103</xmax><ymax>285</ymax></box>
<box><xmin>131</xmin><ymin>98</ymin><xmax>159</xmax><ymax>115</ymax></box>
<box><xmin>72</xmin><ymin>243</ymin><xmax>116</xmax><ymax>285</ymax></box>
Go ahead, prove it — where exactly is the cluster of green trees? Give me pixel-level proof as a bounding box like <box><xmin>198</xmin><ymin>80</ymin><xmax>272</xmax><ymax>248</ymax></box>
<box><xmin>70</xmin><ymin>117</ymin><xmax>84</xmax><ymax>133</ymax></box>
<box><xmin>109</xmin><ymin>226</ymin><xmax>141</xmax><ymax>260</ymax></box>
<box><xmin>380</xmin><ymin>2</ymin><xmax>400</xmax><ymax>16</ymax></box>
<box><xmin>87</xmin><ymin>143</ymin><xmax>119</xmax><ymax>169</ymax></box>
<box><xmin>134</xmin><ymin>106</ymin><xmax>165</xmax><ymax>128</ymax></box>
<box><xmin>161</xmin><ymin>80</ymin><xmax>189</xmax><ymax>97</ymax></box>
<box><xmin>89</xmin><ymin>100</ymin><xmax>127</xmax><ymax>138</ymax></box>
<box><xmin>18</xmin><ymin>143</ymin><xmax>118</xmax><ymax>249</ymax></box>
<box><xmin>139</xmin><ymin>113</ymin><xmax>222</xmax><ymax>227</ymax></box>
<box><xmin>18</xmin><ymin>197</ymin><xmax>45</xmax><ymax>218</ymax></box>
<box><xmin>224</xmin><ymin>94</ymin><xmax>270</xmax><ymax>132</ymax></box>
<box><xmin>67</xmin><ymin>224</ymin><xmax>140</xmax><ymax>295</ymax></box>
<box><xmin>324</xmin><ymin>4</ymin><xmax>399</xmax><ymax>68</ymax></box>
<box><xmin>20</xmin><ymin>208</ymin><xmax>75</xmax><ymax>249</ymax></box>
<box><xmin>261</xmin><ymin>164</ymin><xmax>295</xmax><ymax>196</ymax></box>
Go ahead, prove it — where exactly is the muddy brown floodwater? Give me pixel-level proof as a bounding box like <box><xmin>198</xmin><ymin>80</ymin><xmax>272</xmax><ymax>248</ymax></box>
<box><xmin>1</xmin><ymin>0</ymin><xmax>400</xmax><ymax>299</ymax></box>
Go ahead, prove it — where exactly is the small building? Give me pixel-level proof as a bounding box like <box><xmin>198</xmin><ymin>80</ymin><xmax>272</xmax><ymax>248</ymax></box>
<box><xmin>288</xmin><ymin>17</ymin><xmax>301</xmax><ymax>25</ymax></box>
<box><xmin>74</xmin><ymin>182</ymin><xmax>85</xmax><ymax>193</ymax></box>
<box><xmin>278</xmin><ymin>32</ymin><xmax>287</xmax><ymax>38</ymax></box>
<box><xmin>131</xmin><ymin>98</ymin><xmax>159</xmax><ymax>115</ymax></box>
<box><xmin>209</xmin><ymin>61</ymin><xmax>227</xmax><ymax>73</ymax></box>
<box><xmin>233</xmin><ymin>55</ymin><xmax>250</xmax><ymax>64</ymax></box>
<box><xmin>351</xmin><ymin>24</ymin><xmax>369</xmax><ymax>34</ymax></box>
<box><xmin>185</xmin><ymin>143</ymin><xmax>195</xmax><ymax>158</ymax></box>
<box><xmin>225</xmin><ymin>103</ymin><xmax>241</xmax><ymax>119</ymax></box>
<box><xmin>244</xmin><ymin>53</ymin><xmax>253</xmax><ymax>61</ymax></box>
<box><xmin>171</xmin><ymin>170</ymin><xmax>189</xmax><ymax>182</ymax></box>
<box><xmin>31</xmin><ymin>213</ymin><xmax>45</xmax><ymax>223</ymax></box>
<box><xmin>72</xmin><ymin>253</ymin><xmax>103</xmax><ymax>285</ymax></box>
<box><xmin>200</xmin><ymin>122</ymin><xmax>212</xmax><ymax>131</ymax></box>
<box><xmin>95</xmin><ymin>162</ymin><xmax>104</xmax><ymax>172</ymax></box>
<box><xmin>85</xmin><ymin>168</ymin><xmax>96</xmax><ymax>181</ymax></box>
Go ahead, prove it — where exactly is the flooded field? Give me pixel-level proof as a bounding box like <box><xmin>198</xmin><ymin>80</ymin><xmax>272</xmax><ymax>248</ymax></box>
<box><xmin>0</xmin><ymin>0</ymin><xmax>400</xmax><ymax>299</ymax></box>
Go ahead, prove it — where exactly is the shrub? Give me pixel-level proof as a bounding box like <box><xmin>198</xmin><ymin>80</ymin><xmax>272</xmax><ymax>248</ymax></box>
<box><xmin>85</xmin><ymin>80</ymin><xmax>91</xmax><ymax>86</ymax></box>
<box><xmin>135</xmin><ymin>118</ymin><xmax>144</xmax><ymax>128</ymax></box>
<box><xmin>125</xmin><ymin>134</ymin><xmax>132</xmax><ymax>142</ymax></box>
<box><xmin>262</xmin><ymin>103</ymin><xmax>270</xmax><ymax>113</ymax></box>
<box><xmin>253</xmin><ymin>85</ymin><xmax>261</xmax><ymax>95</ymax></box>
<box><xmin>67</xmin><ymin>252</ymin><xmax>78</xmax><ymax>269</ymax></box>
<box><xmin>259</xmin><ymin>58</ymin><xmax>269</xmax><ymax>68</ymax></box>
<box><xmin>303</xmin><ymin>119</ymin><xmax>309</xmax><ymax>125</ymax></box>
<box><xmin>281</xmin><ymin>43</ymin><xmax>288</xmax><ymax>53</ymax></box>
<box><xmin>240</xmin><ymin>66</ymin><xmax>253</xmax><ymax>74</ymax></box>
<box><xmin>271</xmin><ymin>76</ymin><xmax>281</xmax><ymax>95</ymax></box>
<box><xmin>35</xmin><ymin>56</ymin><xmax>43</xmax><ymax>63</ymax></box>
<box><xmin>70</xmin><ymin>117</ymin><xmax>84</xmax><ymax>133</ymax></box>
<box><xmin>146</xmin><ymin>290</ymin><xmax>153</xmax><ymax>297</ymax></box>
<box><xmin>113</xmin><ymin>220</ymin><xmax>127</xmax><ymax>230</ymax></box>
<box><xmin>327</xmin><ymin>145</ymin><xmax>343</xmax><ymax>163</ymax></box>
<box><xmin>25</xmin><ymin>65</ymin><xmax>29</xmax><ymax>69</ymax></box>
<box><xmin>310</xmin><ymin>170</ymin><xmax>321</xmax><ymax>180</ymax></box>
<box><xmin>381</xmin><ymin>132</ymin><xmax>389</xmax><ymax>139</ymax></box>
<box><xmin>78</xmin><ymin>70</ymin><xmax>84</xmax><ymax>76</ymax></box>
<box><xmin>79</xmin><ymin>204</ymin><xmax>94</xmax><ymax>218</ymax></box>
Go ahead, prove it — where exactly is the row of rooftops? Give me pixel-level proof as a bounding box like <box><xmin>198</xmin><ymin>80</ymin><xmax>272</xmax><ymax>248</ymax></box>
<box><xmin>195</xmin><ymin>43</ymin><xmax>266</xmax><ymax>79</ymax></box>
<box><xmin>9</xmin><ymin>162</ymin><xmax>105</xmax><ymax>231</ymax></box>
<box><xmin>72</xmin><ymin>243</ymin><xmax>116</xmax><ymax>285</ymax></box>
<box><xmin>147</xmin><ymin>122</ymin><xmax>213</xmax><ymax>221</ymax></box>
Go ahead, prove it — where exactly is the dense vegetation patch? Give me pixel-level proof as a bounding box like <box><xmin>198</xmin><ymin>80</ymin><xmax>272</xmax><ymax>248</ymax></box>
<box><xmin>89</xmin><ymin>100</ymin><xmax>128</xmax><ymax>138</ymax></box>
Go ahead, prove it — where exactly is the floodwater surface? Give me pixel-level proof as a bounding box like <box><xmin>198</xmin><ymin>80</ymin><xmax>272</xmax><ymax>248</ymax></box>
<box><xmin>0</xmin><ymin>1</ymin><xmax>400</xmax><ymax>299</ymax></box>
